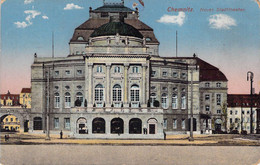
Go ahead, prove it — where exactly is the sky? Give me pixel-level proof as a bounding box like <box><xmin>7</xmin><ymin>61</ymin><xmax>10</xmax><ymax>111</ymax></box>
<box><xmin>0</xmin><ymin>0</ymin><xmax>259</xmax><ymax>94</ymax></box>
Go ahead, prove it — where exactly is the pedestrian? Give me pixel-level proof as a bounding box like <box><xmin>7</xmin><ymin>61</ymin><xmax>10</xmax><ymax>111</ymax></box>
<box><xmin>163</xmin><ymin>131</ymin><xmax>166</xmax><ymax>140</ymax></box>
<box><xmin>4</xmin><ymin>134</ymin><xmax>7</xmax><ymax>141</ymax></box>
<box><xmin>60</xmin><ymin>130</ymin><xmax>63</xmax><ymax>139</ymax></box>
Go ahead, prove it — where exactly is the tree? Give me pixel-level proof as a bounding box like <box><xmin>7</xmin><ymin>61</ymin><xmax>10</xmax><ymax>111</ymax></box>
<box><xmin>153</xmin><ymin>100</ymin><xmax>160</xmax><ymax>107</ymax></box>
<box><xmin>221</xmin><ymin>102</ymin><xmax>228</xmax><ymax>131</ymax></box>
<box><xmin>75</xmin><ymin>99</ymin><xmax>82</xmax><ymax>107</ymax></box>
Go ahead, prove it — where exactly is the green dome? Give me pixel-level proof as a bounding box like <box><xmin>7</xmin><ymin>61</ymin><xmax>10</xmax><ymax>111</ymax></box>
<box><xmin>90</xmin><ymin>21</ymin><xmax>143</xmax><ymax>38</ymax></box>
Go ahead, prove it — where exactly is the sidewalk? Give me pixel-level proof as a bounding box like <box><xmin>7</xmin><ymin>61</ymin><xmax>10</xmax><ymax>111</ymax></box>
<box><xmin>1</xmin><ymin>133</ymin><xmax>259</xmax><ymax>146</ymax></box>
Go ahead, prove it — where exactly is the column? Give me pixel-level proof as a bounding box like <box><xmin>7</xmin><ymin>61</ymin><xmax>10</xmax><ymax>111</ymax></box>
<box><xmin>141</xmin><ymin>64</ymin><xmax>147</xmax><ymax>106</ymax></box>
<box><xmin>106</xmin><ymin>63</ymin><xmax>111</xmax><ymax>106</ymax></box>
<box><xmin>88</xmin><ymin>63</ymin><xmax>93</xmax><ymax>107</ymax></box>
<box><xmin>124</xmin><ymin>63</ymin><xmax>129</xmax><ymax>107</ymax></box>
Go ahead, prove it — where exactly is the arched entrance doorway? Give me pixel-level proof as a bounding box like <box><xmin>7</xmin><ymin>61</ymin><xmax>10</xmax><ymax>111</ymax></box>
<box><xmin>147</xmin><ymin>118</ymin><xmax>157</xmax><ymax>134</ymax></box>
<box><xmin>33</xmin><ymin>117</ymin><xmax>42</xmax><ymax>130</ymax></box>
<box><xmin>129</xmin><ymin>118</ymin><xmax>142</xmax><ymax>134</ymax></box>
<box><xmin>92</xmin><ymin>118</ymin><xmax>105</xmax><ymax>133</ymax></box>
<box><xmin>77</xmin><ymin>117</ymin><xmax>87</xmax><ymax>134</ymax></box>
<box><xmin>111</xmin><ymin>118</ymin><xmax>124</xmax><ymax>134</ymax></box>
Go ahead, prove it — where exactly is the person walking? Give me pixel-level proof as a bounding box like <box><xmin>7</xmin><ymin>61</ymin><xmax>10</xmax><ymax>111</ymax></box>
<box><xmin>60</xmin><ymin>130</ymin><xmax>63</xmax><ymax>139</ymax></box>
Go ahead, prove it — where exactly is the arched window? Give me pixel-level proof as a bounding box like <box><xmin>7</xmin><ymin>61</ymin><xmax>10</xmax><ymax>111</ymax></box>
<box><xmin>76</xmin><ymin>92</ymin><xmax>83</xmax><ymax>106</ymax></box>
<box><xmin>95</xmin><ymin>84</ymin><xmax>104</xmax><ymax>107</ymax></box>
<box><xmin>113</xmin><ymin>84</ymin><xmax>122</xmax><ymax>107</ymax></box>
<box><xmin>77</xmin><ymin>36</ymin><xmax>84</xmax><ymax>41</ymax></box>
<box><xmin>54</xmin><ymin>93</ymin><xmax>60</xmax><ymax>108</ymax></box>
<box><xmin>92</xmin><ymin>118</ymin><xmax>105</xmax><ymax>133</ymax></box>
<box><xmin>145</xmin><ymin>37</ymin><xmax>151</xmax><ymax>41</ymax></box>
<box><xmin>161</xmin><ymin>93</ymin><xmax>168</xmax><ymax>109</ymax></box>
<box><xmin>150</xmin><ymin>93</ymin><xmax>156</xmax><ymax>108</ymax></box>
<box><xmin>129</xmin><ymin>118</ymin><xmax>142</xmax><ymax>134</ymax></box>
<box><xmin>130</xmin><ymin>84</ymin><xmax>140</xmax><ymax>108</ymax></box>
<box><xmin>114</xmin><ymin>66</ymin><xmax>121</xmax><ymax>73</ymax></box>
<box><xmin>65</xmin><ymin>92</ymin><xmax>71</xmax><ymax>108</ymax></box>
<box><xmin>111</xmin><ymin>118</ymin><xmax>124</xmax><ymax>134</ymax></box>
<box><xmin>33</xmin><ymin>117</ymin><xmax>42</xmax><ymax>130</ymax></box>
<box><xmin>172</xmin><ymin>94</ymin><xmax>178</xmax><ymax>109</ymax></box>
<box><xmin>181</xmin><ymin>94</ymin><xmax>186</xmax><ymax>109</ymax></box>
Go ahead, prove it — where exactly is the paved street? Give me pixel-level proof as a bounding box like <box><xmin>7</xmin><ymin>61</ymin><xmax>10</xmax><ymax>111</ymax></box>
<box><xmin>1</xmin><ymin>145</ymin><xmax>260</xmax><ymax>165</ymax></box>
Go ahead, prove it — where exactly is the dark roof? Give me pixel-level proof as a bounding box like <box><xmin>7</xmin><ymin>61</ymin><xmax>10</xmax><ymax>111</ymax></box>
<box><xmin>21</xmin><ymin>88</ymin><xmax>31</xmax><ymax>93</ymax></box>
<box><xmin>227</xmin><ymin>94</ymin><xmax>260</xmax><ymax>108</ymax></box>
<box><xmin>93</xmin><ymin>4</ymin><xmax>134</xmax><ymax>12</ymax></box>
<box><xmin>90</xmin><ymin>21</ymin><xmax>143</xmax><ymax>38</ymax></box>
<box><xmin>197</xmin><ymin>58</ymin><xmax>228</xmax><ymax>81</ymax></box>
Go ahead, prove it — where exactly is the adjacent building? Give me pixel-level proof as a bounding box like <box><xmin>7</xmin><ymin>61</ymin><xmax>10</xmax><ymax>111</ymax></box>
<box><xmin>227</xmin><ymin>94</ymin><xmax>260</xmax><ymax>133</ymax></box>
<box><xmin>30</xmin><ymin>2</ymin><xmax>228</xmax><ymax>138</ymax></box>
<box><xmin>19</xmin><ymin>88</ymin><xmax>32</xmax><ymax>109</ymax></box>
<box><xmin>0</xmin><ymin>90</ymin><xmax>20</xmax><ymax>106</ymax></box>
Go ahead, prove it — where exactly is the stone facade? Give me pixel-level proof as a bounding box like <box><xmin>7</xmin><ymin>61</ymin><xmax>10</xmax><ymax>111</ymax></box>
<box><xmin>30</xmin><ymin>2</ymin><xmax>228</xmax><ymax>138</ymax></box>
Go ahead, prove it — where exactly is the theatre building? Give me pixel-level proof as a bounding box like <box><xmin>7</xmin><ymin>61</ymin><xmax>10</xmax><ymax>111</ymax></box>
<box><xmin>30</xmin><ymin>1</ymin><xmax>228</xmax><ymax>138</ymax></box>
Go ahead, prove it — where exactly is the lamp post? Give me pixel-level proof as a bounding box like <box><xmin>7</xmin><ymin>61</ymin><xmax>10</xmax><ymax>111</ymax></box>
<box><xmin>189</xmin><ymin>66</ymin><xmax>194</xmax><ymax>141</ymax></box>
<box><xmin>247</xmin><ymin>71</ymin><xmax>254</xmax><ymax>134</ymax></box>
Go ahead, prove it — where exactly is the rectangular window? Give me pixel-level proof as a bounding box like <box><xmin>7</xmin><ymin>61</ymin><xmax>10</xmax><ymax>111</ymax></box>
<box><xmin>235</xmin><ymin>110</ymin><xmax>238</xmax><ymax>115</ymax></box>
<box><xmin>77</xmin><ymin>70</ymin><xmax>82</xmax><ymax>75</ymax></box>
<box><xmin>11</xmin><ymin>118</ymin><xmax>13</xmax><ymax>122</ymax></box>
<box><xmin>5</xmin><ymin>118</ymin><xmax>8</xmax><ymax>122</ymax></box>
<box><xmin>172</xmin><ymin>95</ymin><xmax>178</xmax><ymax>109</ymax></box>
<box><xmin>163</xmin><ymin>119</ymin><xmax>167</xmax><ymax>129</ymax></box>
<box><xmin>151</xmin><ymin>71</ymin><xmax>156</xmax><ymax>77</ymax></box>
<box><xmin>64</xmin><ymin>118</ymin><xmax>70</xmax><ymax>129</ymax></box>
<box><xmin>181</xmin><ymin>73</ymin><xmax>186</xmax><ymax>79</ymax></box>
<box><xmin>132</xmin><ymin>66</ymin><xmax>139</xmax><ymax>73</ymax></box>
<box><xmin>173</xmin><ymin>119</ymin><xmax>177</xmax><ymax>129</ymax></box>
<box><xmin>217</xmin><ymin>110</ymin><xmax>221</xmax><ymax>114</ymax></box>
<box><xmin>216</xmin><ymin>82</ymin><xmax>221</xmax><ymax>88</ymax></box>
<box><xmin>173</xmin><ymin>72</ymin><xmax>178</xmax><ymax>78</ymax></box>
<box><xmin>97</xmin><ymin>66</ymin><xmax>103</xmax><ymax>73</ymax></box>
<box><xmin>205</xmin><ymin>94</ymin><xmax>210</xmax><ymax>100</ymax></box>
<box><xmin>65</xmin><ymin>96</ymin><xmax>71</xmax><ymax>108</ymax></box>
<box><xmin>182</xmin><ymin>119</ymin><xmax>185</xmax><ymax>129</ymax></box>
<box><xmin>114</xmin><ymin>66</ymin><xmax>121</xmax><ymax>73</ymax></box>
<box><xmin>181</xmin><ymin>95</ymin><xmax>186</xmax><ymax>109</ymax></box>
<box><xmin>205</xmin><ymin>105</ymin><xmax>210</xmax><ymax>111</ymax></box>
<box><xmin>230</xmin><ymin>118</ymin><xmax>232</xmax><ymax>123</ymax></box>
<box><xmin>55</xmin><ymin>96</ymin><xmax>60</xmax><ymax>108</ymax></box>
<box><xmin>65</xmin><ymin>70</ymin><xmax>70</xmax><ymax>75</ymax></box>
<box><xmin>54</xmin><ymin>118</ymin><xmax>59</xmax><ymax>129</ymax></box>
<box><xmin>162</xmin><ymin>71</ymin><xmax>167</xmax><ymax>76</ymax></box>
<box><xmin>205</xmin><ymin>83</ymin><xmax>210</xmax><ymax>87</ymax></box>
<box><xmin>55</xmin><ymin>71</ymin><xmax>59</xmax><ymax>76</ymax></box>
<box><xmin>216</xmin><ymin>94</ymin><xmax>221</xmax><ymax>105</ymax></box>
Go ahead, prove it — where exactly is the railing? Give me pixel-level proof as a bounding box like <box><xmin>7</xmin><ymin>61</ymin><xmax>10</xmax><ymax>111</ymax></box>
<box><xmin>71</xmin><ymin>107</ymin><xmax>163</xmax><ymax>113</ymax></box>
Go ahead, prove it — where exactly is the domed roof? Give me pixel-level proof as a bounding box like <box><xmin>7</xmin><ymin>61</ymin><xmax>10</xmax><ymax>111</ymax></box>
<box><xmin>90</xmin><ymin>17</ymin><xmax>143</xmax><ymax>38</ymax></box>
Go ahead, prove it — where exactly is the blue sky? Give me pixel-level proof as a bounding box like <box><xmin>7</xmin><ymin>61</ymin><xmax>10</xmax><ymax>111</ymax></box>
<box><xmin>0</xmin><ymin>0</ymin><xmax>260</xmax><ymax>94</ymax></box>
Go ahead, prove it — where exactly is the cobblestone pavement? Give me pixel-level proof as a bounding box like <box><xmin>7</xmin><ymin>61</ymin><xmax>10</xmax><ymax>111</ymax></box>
<box><xmin>1</xmin><ymin>145</ymin><xmax>260</xmax><ymax>165</ymax></box>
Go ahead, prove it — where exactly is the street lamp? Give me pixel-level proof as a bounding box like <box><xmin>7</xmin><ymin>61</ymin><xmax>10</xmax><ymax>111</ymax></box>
<box><xmin>247</xmin><ymin>71</ymin><xmax>254</xmax><ymax>134</ymax></box>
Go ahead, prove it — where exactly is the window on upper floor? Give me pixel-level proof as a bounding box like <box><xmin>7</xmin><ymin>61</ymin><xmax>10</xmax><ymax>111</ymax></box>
<box><xmin>216</xmin><ymin>82</ymin><xmax>222</xmax><ymax>88</ymax></box>
<box><xmin>151</xmin><ymin>86</ymin><xmax>156</xmax><ymax>90</ymax></box>
<box><xmin>150</xmin><ymin>93</ymin><xmax>156</xmax><ymax>108</ymax></box>
<box><xmin>161</xmin><ymin>93</ymin><xmax>168</xmax><ymax>109</ymax></box>
<box><xmin>181</xmin><ymin>94</ymin><xmax>186</xmax><ymax>109</ymax></box>
<box><xmin>205</xmin><ymin>82</ymin><xmax>210</xmax><ymax>88</ymax></box>
<box><xmin>145</xmin><ymin>37</ymin><xmax>151</xmax><ymax>41</ymax></box>
<box><xmin>230</xmin><ymin>118</ymin><xmax>232</xmax><ymax>123</ymax></box>
<box><xmin>217</xmin><ymin>110</ymin><xmax>221</xmax><ymax>114</ymax></box>
<box><xmin>130</xmin><ymin>84</ymin><xmax>140</xmax><ymax>108</ymax></box>
<box><xmin>173</xmin><ymin>72</ymin><xmax>178</xmax><ymax>78</ymax></box>
<box><xmin>65</xmin><ymin>92</ymin><xmax>71</xmax><ymax>108</ymax></box>
<box><xmin>101</xmin><ymin>12</ymin><xmax>109</xmax><ymax>17</ymax></box>
<box><xmin>55</xmin><ymin>71</ymin><xmax>59</xmax><ymax>76</ymax></box>
<box><xmin>205</xmin><ymin>105</ymin><xmax>210</xmax><ymax>111</ymax></box>
<box><xmin>97</xmin><ymin>66</ymin><xmax>103</xmax><ymax>73</ymax></box>
<box><xmin>77</xmin><ymin>36</ymin><xmax>84</xmax><ymax>41</ymax></box>
<box><xmin>95</xmin><ymin>84</ymin><xmax>104</xmax><ymax>107</ymax></box>
<box><xmin>132</xmin><ymin>66</ymin><xmax>139</xmax><ymax>73</ymax></box>
<box><xmin>181</xmin><ymin>73</ymin><xmax>186</xmax><ymax>79</ymax></box>
<box><xmin>162</xmin><ymin>87</ymin><xmax>168</xmax><ymax>91</ymax></box>
<box><xmin>54</xmin><ymin>86</ymin><xmax>59</xmax><ymax>90</ymax></box>
<box><xmin>114</xmin><ymin>66</ymin><xmax>121</xmax><ymax>73</ymax></box>
<box><xmin>205</xmin><ymin>94</ymin><xmax>210</xmax><ymax>100</ymax></box>
<box><xmin>216</xmin><ymin>94</ymin><xmax>221</xmax><ymax>105</ymax></box>
<box><xmin>235</xmin><ymin>110</ymin><xmax>238</xmax><ymax>115</ymax></box>
<box><xmin>65</xmin><ymin>86</ymin><xmax>70</xmax><ymax>90</ymax></box>
<box><xmin>77</xmin><ymin>85</ymin><xmax>82</xmax><ymax>90</ymax></box>
<box><xmin>77</xmin><ymin>70</ymin><xmax>83</xmax><ymax>75</ymax></box>
<box><xmin>65</xmin><ymin>70</ymin><xmax>71</xmax><ymax>75</ymax></box>
<box><xmin>230</xmin><ymin>110</ymin><xmax>233</xmax><ymax>115</ymax></box>
<box><xmin>54</xmin><ymin>93</ymin><xmax>60</xmax><ymax>108</ymax></box>
<box><xmin>173</xmin><ymin>87</ymin><xmax>177</xmax><ymax>92</ymax></box>
<box><xmin>162</xmin><ymin>71</ymin><xmax>167</xmax><ymax>77</ymax></box>
<box><xmin>151</xmin><ymin>71</ymin><xmax>156</xmax><ymax>77</ymax></box>
<box><xmin>112</xmin><ymin>84</ymin><xmax>122</xmax><ymax>103</ymax></box>
<box><xmin>172</xmin><ymin>94</ymin><xmax>178</xmax><ymax>109</ymax></box>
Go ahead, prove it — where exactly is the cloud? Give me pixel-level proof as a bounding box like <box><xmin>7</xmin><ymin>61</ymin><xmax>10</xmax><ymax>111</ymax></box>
<box><xmin>42</xmin><ymin>15</ymin><xmax>49</xmax><ymax>20</ymax></box>
<box><xmin>14</xmin><ymin>10</ymin><xmax>41</xmax><ymax>28</ymax></box>
<box><xmin>14</xmin><ymin>21</ymin><xmax>29</xmax><ymax>28</ymax></box>
<box><xmin>24</xmin><ymin>0</ymin><xmax>34</xmax><ymax>4</ymax></box>
<box><xmin>157</xmin><ymin>12</ymin><xmax>186</xmax><ymax>26</ymax></box>
<box><xmin>209</xmin><ymin>14</ymin><xmax>237</xmax><ymax>30</ymax></box>
<box><xmin>64</xmin><ymin>3</ymin><xmax>83</xmax><ymax>10</ymax></box>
